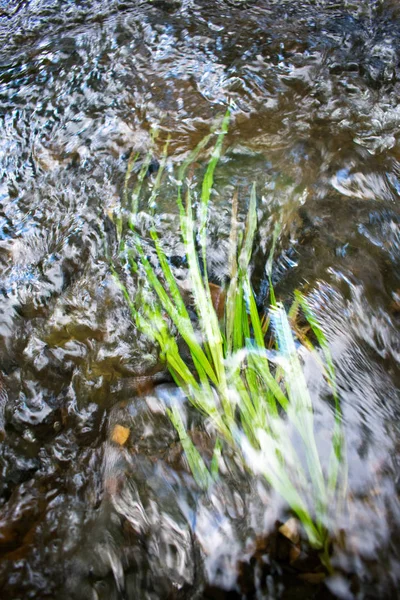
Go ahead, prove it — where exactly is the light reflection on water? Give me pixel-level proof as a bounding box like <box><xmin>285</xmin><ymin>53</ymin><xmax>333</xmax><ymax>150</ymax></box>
<box><xmin>0</xmin><ymin>0</ymin><xmax>400</xmax><ymax>598</ymax></box>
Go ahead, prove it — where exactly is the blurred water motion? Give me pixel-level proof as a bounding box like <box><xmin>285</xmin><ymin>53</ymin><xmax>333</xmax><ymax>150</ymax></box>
<box><xmin>0</xmin><ymin>0</ymin><xmax>400</xmax><ymax>598</ymax></box>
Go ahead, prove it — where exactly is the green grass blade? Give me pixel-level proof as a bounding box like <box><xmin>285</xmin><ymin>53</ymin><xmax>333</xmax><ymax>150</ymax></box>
<box><xmin>138</xmin><ymin>251</ymin><xmax>219</xmax><ymax>387</ymax></box>
<box><xmin>182</xmin><ymin>188</ymin><xmax>232</xmax><ymax>421</ymax></box>
<box><xmin>130</xmin><ymin>150</ymin><xmax>153</xmax><ymax>225</ymax></box>
<box><xmin>199</xmin><ymin>108</ymin><xmax>231</xmax><ymax>250</ymax></box>
<box><xmin>168</xmin><ymin>406</ymin><xmax>212</xmax><ymax>490</ymax></box>
<box><xmin>124</xmin><ymin>151</ymin><xmax>140</xmax><ymax>204</ymax></box>
<box><xmin>225</xmin><ymin>188</ymin><xmax>239</xmax><ymax>355</ymax></box>
<box><xmin>242</xmin><ymin>432</ymin><xmax>323</xmax><ymax>548</ymax></box>
<box><xmin>266</xmin><ymin>222</ymin><xmax>281</xmax><ymax>307</ymax></box>
<box><xmin>294</xmin><ymin>291</ymin><xmax>347</xmax><ymax>504</ymax></box>
<box><xmin>239</xmin><ymin>183</ymin><xmax>257</xmax><ymax>273</ymax></box>
<box><xmin>270</xmin><ymin>304</ymin><xmax>327</xmax><ymax>523</ymax></box>
<box><xmin>196</xmin><ymin>109</ymin><xmax>231</xmax><ymax>389</ymax></box>
<box><xmin>114</xmin><ymin>150</ymin><xmax>140</xmax><ymax>241</ymax></box>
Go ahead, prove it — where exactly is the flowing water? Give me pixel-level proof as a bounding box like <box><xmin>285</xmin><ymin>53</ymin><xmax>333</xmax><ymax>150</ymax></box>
<box><xmin>1</xmin><ymin>0</ymin><xmax>400</xmax><ymax>598</ymax></box>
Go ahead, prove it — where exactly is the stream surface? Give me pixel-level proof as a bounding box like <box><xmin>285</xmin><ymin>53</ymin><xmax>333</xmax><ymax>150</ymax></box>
<box><xmin>1</xmin><ymin>0</ymin><xmax>400</xmax><ymax>598</ymax></box>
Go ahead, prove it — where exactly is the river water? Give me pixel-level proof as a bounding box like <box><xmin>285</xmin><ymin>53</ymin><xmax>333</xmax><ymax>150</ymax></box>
<box><xmin>1</xmin><ymin>0</ymin><xmax>400</xmax><ymax>598</ymax></box>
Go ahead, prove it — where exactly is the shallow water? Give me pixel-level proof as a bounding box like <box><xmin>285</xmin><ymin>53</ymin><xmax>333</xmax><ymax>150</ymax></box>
<box><xmin>1</xmin><ymin>0</ymin><xmax>400</xmax><ymax>598</ymax></box>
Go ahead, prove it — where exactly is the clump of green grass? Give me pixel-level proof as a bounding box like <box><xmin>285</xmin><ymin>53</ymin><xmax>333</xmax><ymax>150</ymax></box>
<box><xmin>112</xmin><ymin>110</ymin><xmax>346</xmax><ymax>568</ymax></box>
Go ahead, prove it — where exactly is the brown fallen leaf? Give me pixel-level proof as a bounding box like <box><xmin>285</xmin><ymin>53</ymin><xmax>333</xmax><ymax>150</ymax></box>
<box><xmin>111</xmin><ymin>424</ymin><xmax>130</xmax><ymax>446</ymax></box>
<box><xmin>279</xmin><ymin>517</ymin><xmax>300</xmax><ymax>544</ymax></box>
<box><xmin>289</xmin><ymin>545</ymin><xmax>301</xmax><ymax>563</ymax></box>
<box><xmin>209</xmin><ymin>282</ymin><xmax>226</xmax><ymax>321</ymax></box>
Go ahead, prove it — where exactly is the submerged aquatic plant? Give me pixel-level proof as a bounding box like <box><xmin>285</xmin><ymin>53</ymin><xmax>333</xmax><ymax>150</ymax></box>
<box><xmin>112</xmin><ymin>110</ymin><xmax>346</xmax><ymax>566</ymax></box>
